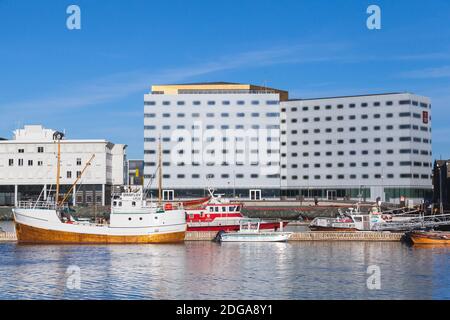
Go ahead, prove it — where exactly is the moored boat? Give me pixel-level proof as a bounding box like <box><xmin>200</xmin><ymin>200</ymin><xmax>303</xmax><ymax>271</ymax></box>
<box><xmin>12</xmin><ymin>132</ymin><xmax>186</xmax><ymax>244</ymax></box>
<box><xmin>407</xmin><ymin>230</ymin><xmax>450</xmax><ymax>245</ymax></box>
<box><xmin>184</xmin><ymin>189</ymin><xmax>288</xmax><ymax>232</ymax></box>
<box><xmin>215</xmin><ymin>219</ymin><xmax>292</xmax><ymax>242</ymax></box>
<box><xmin>309</xmin><ymin>204</ymin><xmax>422</xmax><ymax>232</ymax></box>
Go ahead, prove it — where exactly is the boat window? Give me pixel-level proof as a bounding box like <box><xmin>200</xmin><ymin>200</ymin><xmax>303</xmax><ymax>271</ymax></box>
<box><xmin>229</xmin><ymin>206</ymin><xmax>234</xmax><ymax>212</ymax></box>
<box><xmin>236</xmin><ymin>206</ymin><xmax>240</xmax><ymax>211</ymax></box>
<box><xmin>119</xmin><ymin>202</ymin><xmax>122</xmax><ymax>207</ymax></box>
<box><xmin>209</xmin><ymin>207</ymin><xmax>214</xmax><ymax>212</ymax></box>
<box><xmin>132</xmin><ymin>201</ymin><xmax>136</xmax><ymax>207</ymax></box>
<box><xmin>354</xmin><ymin>217</ymin><xmax>362</xmax><ymax>222</ymax></box>
<box><xmin>222</xmin><ymin>207</ymin><xmax>227</xmax><ymax>212</ymax></box>
<box><xmin>215</xmin><ymin>207</ymin><xmax>219</xmax><ymax>212</ymax></box>
<box><xmin>113</xmin><ymin>201</ymin><xmax>117</xmax><ymax>206</ymax></box>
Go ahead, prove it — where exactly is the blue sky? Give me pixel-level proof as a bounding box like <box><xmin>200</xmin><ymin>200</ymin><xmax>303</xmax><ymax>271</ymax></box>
<box><xmin>0</xmin><ymin>0</ymin><xmax>449</xmax><ymax>159</ymax></box>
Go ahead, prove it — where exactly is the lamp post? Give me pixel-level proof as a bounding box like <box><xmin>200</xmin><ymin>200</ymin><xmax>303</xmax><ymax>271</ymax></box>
<box><xmin>439</xmin><ymin>166</ymin><xmax>444</xmax><ymax>214</ymax></box>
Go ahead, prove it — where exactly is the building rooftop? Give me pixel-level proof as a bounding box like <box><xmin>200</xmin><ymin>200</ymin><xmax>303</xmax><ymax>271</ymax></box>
<box><xmin>150</xmin><ymin>82</ymin><xmax>289</xmax><ymax>100</ymax></box>
<box><xmin>287</xmin><ymin>92</ymin><xmax>415</xmax><ymax>102</ymax></box>
<box><xmin>0</xmin><ymin>125</ymin><xmax>123</xmax><ymax>148</ymax></box>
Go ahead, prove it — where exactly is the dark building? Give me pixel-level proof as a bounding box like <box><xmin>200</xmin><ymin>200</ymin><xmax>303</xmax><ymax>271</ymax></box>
<box><xmin>128</xmin><ymin>160</ymin><xmax>144</xmax><ymax>186</ymax></box>
<box><xmin>433</xmin><ymin>160</ymin><xmax>450</xmax><ymax>210</ymax></box>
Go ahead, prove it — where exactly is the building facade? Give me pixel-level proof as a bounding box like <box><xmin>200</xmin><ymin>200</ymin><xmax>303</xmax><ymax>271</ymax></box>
<box><xmin>143</xmin><ymin>83</ymin><xmax>432</xmax><ymax>203</ymax></box>
<box><xmin>433</xmin><ymin>160</ymin><xmax>450</xmax><ymax>211</ymax></box>
<box><xmin>127</xmin><ymin>159</ymin><xmax>144</xmax><ymax>186</ymax></box>
<box><xmin>0</xmin><ymin>125</ymin><xmax>127</xmax><ymax>206</ymax></box>
<box><xmin>281</xmin><ymin>93</ymin><xmax>432</xmax><ymax>204</ymax></box>
<box><xmin>144</xmin><ymin>82</ymin><xmax>288</xmax><ymax>199</ymax></box>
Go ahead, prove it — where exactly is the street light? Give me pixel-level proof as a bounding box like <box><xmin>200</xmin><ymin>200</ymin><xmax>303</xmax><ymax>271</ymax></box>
<box><xmin>439</xmin><ymin>165</ymin><xmax>444</xmax><ymax>214</ymax></box>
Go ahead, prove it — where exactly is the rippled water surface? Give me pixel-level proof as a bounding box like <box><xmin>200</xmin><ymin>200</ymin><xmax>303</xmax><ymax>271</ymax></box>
<box><xmin>1</xmin><ymin>221</ymin><xmax>449</xmax><ymax>299</ymax></box>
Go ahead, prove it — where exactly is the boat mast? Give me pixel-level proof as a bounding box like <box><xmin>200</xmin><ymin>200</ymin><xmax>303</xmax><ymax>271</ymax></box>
<box><xmin>53</xmin><ymin>131</ymin><xmax>65</xmax><ymax>206</ymax></box>
<box><xmin>158</xmin><ymin>137</ymin><xmax>162</xmax><ymax>205</ymax></box>
<box><xmin>59</xmin><ymin>154</ymin><xmax>96</xmax><ymax>206</ymax></box>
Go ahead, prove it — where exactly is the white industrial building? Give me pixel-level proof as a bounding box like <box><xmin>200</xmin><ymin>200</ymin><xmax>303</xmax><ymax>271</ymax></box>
<box><xmin>0</xmin><ymin>125</ymin><xmax>127</xmax><ymax>206</ymax></box>
<box><xmin>143</xmin><ymin>83</ymin><xmax>432</xmax><ymax>203</ymax></box>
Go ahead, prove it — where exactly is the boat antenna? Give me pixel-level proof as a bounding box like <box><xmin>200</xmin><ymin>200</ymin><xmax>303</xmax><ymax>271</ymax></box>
<box><xmin>53</xmin><ymin>131</ymin><xmax>65</xmax><ymax>206</ymax></box>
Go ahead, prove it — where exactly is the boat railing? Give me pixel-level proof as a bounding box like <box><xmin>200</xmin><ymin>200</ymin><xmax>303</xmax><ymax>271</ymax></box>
<box><xmin>16</xmin><ymin>200</ymin><xmax>68</xmax><ymax>210</ymax></box>
<box><xmin>372</xmin><ymin>213</ymin><xmax>450</xmax><ymax>231</ymax></box>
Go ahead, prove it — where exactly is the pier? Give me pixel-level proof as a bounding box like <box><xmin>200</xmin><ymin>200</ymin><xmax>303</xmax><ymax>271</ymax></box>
<box><xmin>0</xmin><ymin>232</ymin><xmax>17</xmax><ymax>242</ymax></box>
<box><xmin>1</xmin><ymin>231</ymin><xmax>403</xmax><ymax>242</ymax></box>
<box><xmin>185</xmin><ymin>231</ymin><xmax>403</xmax><ymax>241</ymax></box>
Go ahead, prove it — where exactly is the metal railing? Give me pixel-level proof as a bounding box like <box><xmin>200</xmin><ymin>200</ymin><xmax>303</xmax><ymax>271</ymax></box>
<box><xmin>372</xmin><ymin>213</ymin><xmax>450</xmax><ymax>231</ymax></box>
<box><xmin>16</xmin><ymin>201</ymin><xmax>68</xmax><ymax>210</ymax></box>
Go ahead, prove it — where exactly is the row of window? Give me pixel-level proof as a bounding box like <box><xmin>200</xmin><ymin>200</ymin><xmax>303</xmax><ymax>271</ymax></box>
<box><xmin>7</xmin><ymin>158</ymin><xmax>83</xmax><ymax>167</ymax></box>
<box><xmin>288</xmin><ymin>139</ymin><xmax>432</xmax><ymax>149</ymax></box>
<box><xmin>16</xmin><ymin>147</ymin><xmax>44</xmax><ymax>153</ymax></box>
<box><xmin>285</xmin><ymin>161</ymin><xmax>431</xmax><ymax>169</ymax></box>
<box><xmin>145</xmin><ymin>124</ymin><xmax>431</xmax><ymax>132</ymax></box>
<box><xmin>144</xmin><ymin>149</ymin><xmax>279</xmax><ymax>155</ymax></box>
<box><xmin>283</xmin><ymin>100</ymin><xmax>429</xmax><ymax>112</ymax></box>
<box><xmin>286</xmin><ymin>112</ymin><xmax>427</xmax><ymax>123</ymax></box>
<box><xmin>143</xmin><ymin>173</ymin><xmax>428</xmax><ymax>180</ymax></box>
<box><xmin>281</xmin><ymin>136</ymin><xmax>431</xmax><ymax>146</ymax></box>
<box><xmin>144</xmin><ymin>112</ymin><xmax>280</xmax><ymax>118</ymax></box>
<box><xmin>145</xmin><ymin>124</ymin><xmax>280</xmax><ymax>130</ymax></box>
<box><xmin>144</xmin><ymin>100</ymin><xmax>279</xmax><ymax>106</ymax></box>
<box><xmin>282</xmin><ymin>124</ymin><xmax>430</xmax><ymax>134</ymax></box>
<box><xmin>285</xmin><ymin>173</ymin><xmax>430</xmax><ymax>180</ymax></box>
<box><xmin>144</xmin><ymin>173</ymin><xmax>280</xmax><ymax>179</ymax></box>
<box><xmin>66</xmin><ymin>171</ymin><xmax>82</xmax><ymax>179</ymax></box>
<box><xmin>145</xmin><ymin>161</ymin><xmax>278</xmax><ymax>167</ymax></box>
<box><xmin>284</xmin><ymin>149</ymin><xmax>431</xmax><ymax>157</ymax></box>
<box><xmin>145</xmin><ymin>137</ymin><xmax>278</xmax><ymax>142</ymax></box>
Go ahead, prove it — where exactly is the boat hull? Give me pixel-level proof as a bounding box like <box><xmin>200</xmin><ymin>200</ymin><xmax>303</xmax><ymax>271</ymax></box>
<box><xmin>15</xmin><ymin>222</ymin><xmax>185</xmax><ymax>244</ymax></box>
<box><xmin>187</xmin><ymin>221</ymin><xmax>288</xmax><ymax>232</ymax></box>
<box><xmin>409</xmin><ymin>231</ymin><xmax>450</xmax><ymax>245</ymax></box>
<box><xmin>220</xmin><ymin>232</ymin><xmax>292</xmax><ymax>242</ymax></box>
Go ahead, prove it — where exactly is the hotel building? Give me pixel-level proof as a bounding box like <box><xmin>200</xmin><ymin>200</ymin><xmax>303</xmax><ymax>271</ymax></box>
<box><xmin>144</xmin><ymin>82</ymin><xmax>288</xmax><ymax>200</ymax></box>
<box><xmin>0</xmin><ymin>125</ymin><xmax>127</xmax><ymax>206</ymax></box>
<box><xmin>144</xmin><ymin>83</ymin><xmax>432</xmax><ymax>203</ymax></box>
<box><xmin>280</xmin><ymin>93</ymin><xmax>432</xmax><ymax>203</ymax></box>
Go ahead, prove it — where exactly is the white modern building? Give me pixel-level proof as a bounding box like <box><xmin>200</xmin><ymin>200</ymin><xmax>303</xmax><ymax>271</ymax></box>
<box><xmin>0</xmin><ymin>125</ymin><xmax>127</xmax><ymax>206</ymax></box>
<box><xmin>143</xmin><ymin>83</ymin><xmax>433</xmax><ymax>203</ymax></box>
<box><xmin>144</xmin><ymin>82</ymin><xmax>288</xmax><ymax>200</ymax></box>
<box><xmin>280</xmin><ymin>93</ymin><xmax>432</xmax><ymax>203</ymax></box>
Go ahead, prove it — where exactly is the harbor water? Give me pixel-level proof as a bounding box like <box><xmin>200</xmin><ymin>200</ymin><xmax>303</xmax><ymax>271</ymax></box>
<box><xmin>0</xmin><ymin>221</ymin><xmax>449</xmax><ymax>300</ymax></box>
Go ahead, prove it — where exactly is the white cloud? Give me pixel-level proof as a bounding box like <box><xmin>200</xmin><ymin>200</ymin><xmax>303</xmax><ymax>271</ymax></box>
<box><xmin>398</xmin><ymin>65</ymin><xmax>450</xmax><ymax>79</ymax></box>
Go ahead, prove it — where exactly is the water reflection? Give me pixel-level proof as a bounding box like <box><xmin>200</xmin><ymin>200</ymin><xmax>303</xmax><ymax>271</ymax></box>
<box><xmin>0</xmin><ymin>234</ymin><xmax>449</xmax><ymax>299</ymax></box>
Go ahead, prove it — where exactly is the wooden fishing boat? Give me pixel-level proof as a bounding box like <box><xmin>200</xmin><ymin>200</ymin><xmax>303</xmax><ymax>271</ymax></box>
<box><xmin>407</xmin><ymin>231</ymin><xmax>450</xmax><ymax>245</ymax></box>
<box><xmin>12</xmin><ymin>132</ymin><xmax>186</xmax><ymax>244</ymax></box>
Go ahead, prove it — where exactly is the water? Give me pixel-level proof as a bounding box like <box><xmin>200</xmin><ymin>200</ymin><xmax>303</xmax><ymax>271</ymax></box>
<box><xmin>0</xmin><ymin>221</ymin><xmax>449</xmax><ymax>300</ymax></box>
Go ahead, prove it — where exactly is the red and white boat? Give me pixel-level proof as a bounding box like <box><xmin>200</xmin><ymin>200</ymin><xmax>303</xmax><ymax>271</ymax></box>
<box><xmin>184</xmin><ymin>189</ymin><xmax>288</xmax><ymax>232</ymax></box>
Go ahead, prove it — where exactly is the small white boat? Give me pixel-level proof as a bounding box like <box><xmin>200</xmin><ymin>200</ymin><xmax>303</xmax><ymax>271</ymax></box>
<box><xmin>216</xmin><ymin>219</ymin><xmax>292</xmax><ymax>242</ymax></box>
